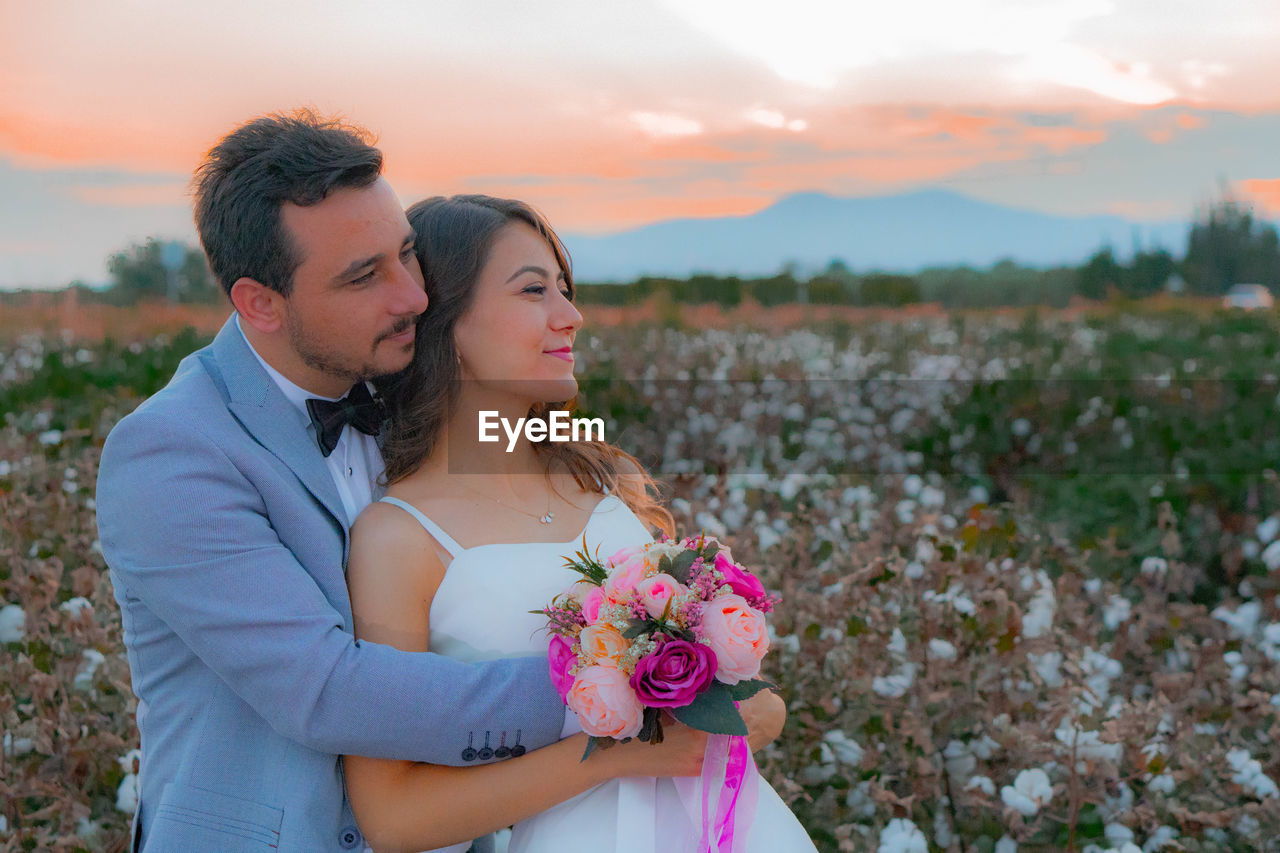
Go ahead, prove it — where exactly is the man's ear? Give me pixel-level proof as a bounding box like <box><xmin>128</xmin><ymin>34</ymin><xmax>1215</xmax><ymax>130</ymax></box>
<box><xmin>230</xmin><ymin>278</ymin><xmax>286</xmax><ymax>334</ymax></box>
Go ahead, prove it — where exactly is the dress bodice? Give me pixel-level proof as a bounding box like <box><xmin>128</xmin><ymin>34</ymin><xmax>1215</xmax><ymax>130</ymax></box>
<box><xmin>378</xmin><ymin>494</ymin><xmax>653</xmax><ymax>662</ymax></box>
<box><xmin>373</xmin><ymin>493</ymin><xmax>816</xmax><ymax>853</ymax></box>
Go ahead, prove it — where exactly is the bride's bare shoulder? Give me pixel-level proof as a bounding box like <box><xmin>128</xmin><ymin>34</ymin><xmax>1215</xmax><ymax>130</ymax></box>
<box><xmin>348</xmin><ymin>497</ymin><xmax>448</xmax><ymax>587</ymax></box>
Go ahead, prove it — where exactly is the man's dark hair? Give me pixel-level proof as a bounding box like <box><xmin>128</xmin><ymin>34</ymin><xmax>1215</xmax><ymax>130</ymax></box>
<box><xmin>192</xmin><ymin>109</ymin><xmax>383</xmax><ymax>297</ymax></box>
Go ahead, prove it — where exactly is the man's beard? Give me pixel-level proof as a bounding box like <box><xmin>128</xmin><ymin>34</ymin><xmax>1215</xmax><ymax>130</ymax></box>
<box><xmin>286</xmin><ymin>313</ymin><xmax>412</xmax><ymax>384</ymax></box>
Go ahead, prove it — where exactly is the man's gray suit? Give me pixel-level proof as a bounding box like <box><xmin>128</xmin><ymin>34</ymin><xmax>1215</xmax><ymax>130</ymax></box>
<box><xmin>97</xmin><ymin>317</ymin><xmax>563</xmax><ymax>852</ymax></box>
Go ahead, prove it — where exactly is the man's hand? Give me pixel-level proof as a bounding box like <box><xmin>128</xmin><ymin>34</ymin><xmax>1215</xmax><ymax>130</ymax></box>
<box><xmin>740</xmin><ymin>688</ymin><xmax>787</xmax><ymax>752</ymax></box>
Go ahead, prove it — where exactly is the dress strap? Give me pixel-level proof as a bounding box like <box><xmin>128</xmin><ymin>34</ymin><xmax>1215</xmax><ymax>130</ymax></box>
<box><xmin>377</xmin><ymin>496</ymin><xmax>465</xmax><ymax>557</ymax></box>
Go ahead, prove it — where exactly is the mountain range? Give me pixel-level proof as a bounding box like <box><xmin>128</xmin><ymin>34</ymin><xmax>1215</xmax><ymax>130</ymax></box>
<box><xmin>560</xmin><ymin>189</ymin><xmax>1193</xmax><ymax>282</ymax></box>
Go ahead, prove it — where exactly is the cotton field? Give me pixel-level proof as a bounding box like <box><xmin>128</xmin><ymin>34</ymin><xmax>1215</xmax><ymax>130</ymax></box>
<box><xmin>3</xmin><ymin>302</ymin><xmax>1280</xmax><ymax>851</ymax></box>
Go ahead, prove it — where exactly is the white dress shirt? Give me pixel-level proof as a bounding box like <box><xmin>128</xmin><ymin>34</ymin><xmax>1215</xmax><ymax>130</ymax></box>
<box><xmin>236</xmin><ymin>317</ymin><xmax>383</xmax><ymax>527</ymax></box>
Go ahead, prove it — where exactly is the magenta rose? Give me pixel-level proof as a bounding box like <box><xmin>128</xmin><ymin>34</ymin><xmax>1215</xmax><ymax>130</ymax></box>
<box><xmin>547</xmin><ymin>634</ymin><xmax>577</xmax><ymax>702</ymax></box>
<box><xmin>629</xmin><ymin>636</ymin><xmax>718</xmax><ymax>708</ymax></box>
<box><xmin>714</xmin><ymin>552</ymin><xmax>766</xmax><ymax>601</ymax></box>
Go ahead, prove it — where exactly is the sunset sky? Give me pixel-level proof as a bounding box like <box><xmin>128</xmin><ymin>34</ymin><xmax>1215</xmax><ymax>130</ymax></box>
<box><xmin>2</xmin><ymin>0</ymin><xmax>1279</xmax><ymax>288</ymax></box>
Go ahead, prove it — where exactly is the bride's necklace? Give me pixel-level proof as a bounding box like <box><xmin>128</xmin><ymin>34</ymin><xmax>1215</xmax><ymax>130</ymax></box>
<box><xmin>457</xmin><ymin>480</ymin><xmax>556</xmax><ymax>525</ymax></box>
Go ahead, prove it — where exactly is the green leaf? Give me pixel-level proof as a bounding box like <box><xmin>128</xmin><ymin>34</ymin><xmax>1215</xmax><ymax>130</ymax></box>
<box><xmin>669</xmin><ymin>683</ymin><xmax>748</xmax><ymax>735</ymax></box>
<box><xmin>701</xmin><ymin>542</ymin><xmax>720</xmax><ymax>562</ymax></box>
<box><xmin>669</xmin><ymin>550</ymin><xmax>697</xmax><ymax>584</ymax></box>
<box><xmin>580</xmin><ymin>736</ymin><xmax>601</xmax><ymax>762</ymax></box>
<box><xmin>638</xmin><ymin>707</ymin><xmax>664</xmax><ymax>743</ymax></box>
<box><xmin>622</xmin><ymin>620</ymin><xmax>650</xmax><ymax>639</ymax></box>
<box><xmin>657</xmin><ymin>554</ymin><xmax>674</xmax><ymax>577</ymax></box>
<box><xmin>727</xmin><ymin>678</ymin><xmax>775</xmax><ymax>701</ymax></box>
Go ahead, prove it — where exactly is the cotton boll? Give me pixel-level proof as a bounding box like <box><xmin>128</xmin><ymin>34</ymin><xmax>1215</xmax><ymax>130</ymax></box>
<box><xmin>1211</xmin><ymin>601</ymin><xmax>1261</xmax><ymax>638</ymax></box>
<box><xmin>1102</xmin><ymin>595</ymin><xmax>1132</xmax><ymax>630</ymax></box>
<box><xmin>1022</xmin><ymin>582</ymin><xmax>1056</xmax><ymax>639</ymax></box>
<box><xmin>1147</xmin><ymin>772</ymin><xmax>1175</xmax><ymax>795</ymax></box>
<box><xmin>1140</xmin><ymin>557</ymin><xmax>1168</xmax><ymax>577</ymax></box>
<box><xmin>873</xmin><ymin>662</ymin><xmax>917</xmax><ymax>698</ymax></box>
<box><xmin>877</xmin><ymin>818</ymin><xmax>928</xmax><ymax>853</ymax></box>
<box><xmin>1001</xmin><ymin>768</ymin><xmax>1053</xmax><ymax>816</ymax></box>
<box><xmin>59</xmin><ymin>597</ymin><xmax>93</xmax><ymax>617</ymax></box>
<box><xmin>966</xmin><ymin>775</ymin><xmax>996</xmax><ymax>796</ymax></box>
<box><xmin>1257</xmin><ymin>515</ymin><xmax>1280</xmax><ymax>545</ymax></box>
<box><xmin>1029</xmin><ymin>651</ymin><xmax>1064</xmax><ymax>688</ymax></box>
<box><xmin>995</xmin><ymin>837</ymin><xmax>1017</xmax><ymax>853</ymax></box>
<box><xmin>928</xmin><ymin>639</ymin><xmax>957</xmax><ymax>660</ymax></box>
<box><xmin>73</xmin><ymin>649</ymin><xmax>106</xmax><ymax>691</ymax></box>
<box><xmin>0</xmin><ymin>604</ymin><xmax>25</xmax><ymax>643</ymax></box>
<box><xmin>1142</xmin><ymin>825</ymin><xmax>1178</xmax><ymax>851</ymax></box>
<box><xmin>1262</xmin><ymin>540</ymin><xmax>1280</xmax><ymax>572</ymax></box>
<box><xmin>1226</xmin><ymin>748</ymin><xmax>1280</xmax><ymax>798</ymax></box>
<box><xmin>1104</xmin><ymin>823</ymin><xmax>1135</xmax><ymax>847</ymax></box>
<box><xmin>823</xmin><ymin>729</ymin><xmax>864</xmax><ymax>765</ymax></box>
<box><xmin>116</xmin><ymin>773</ymin><xmax>139</xmax><ymax>814</ymax></box>
<box><xmin>798</xmin><ymin>741</ymin><xmax>838</xmax><ymax>785</ymax></box>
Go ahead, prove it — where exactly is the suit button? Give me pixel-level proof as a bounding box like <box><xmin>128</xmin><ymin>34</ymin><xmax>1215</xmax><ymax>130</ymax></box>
<box><xmin>339</xmin><ymin>825</ymin><xmax>361</xmax><ymax>849</ymax></box>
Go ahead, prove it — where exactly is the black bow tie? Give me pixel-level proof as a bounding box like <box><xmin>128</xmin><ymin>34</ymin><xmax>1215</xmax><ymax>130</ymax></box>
<box><xmin>306</xmin><ymin>383</ymin><xmax>385</xmax><ymax>458</ymax></box>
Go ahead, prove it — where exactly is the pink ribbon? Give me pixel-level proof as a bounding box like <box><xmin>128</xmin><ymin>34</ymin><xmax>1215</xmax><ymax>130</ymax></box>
<box><xmin>697</xmin><ymin>734</ymin><xmax>760</xmax><ymax>852</ymax></box>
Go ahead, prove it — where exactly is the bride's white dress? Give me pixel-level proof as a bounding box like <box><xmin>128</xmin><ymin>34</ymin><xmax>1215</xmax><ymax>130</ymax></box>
<box><xmin>377</xmin><ymin>493</ymin><xmax>817</xmax><ymax>853</ymax></box>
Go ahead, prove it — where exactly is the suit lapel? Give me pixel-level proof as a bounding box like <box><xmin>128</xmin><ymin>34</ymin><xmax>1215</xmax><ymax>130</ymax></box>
<box><xmin>210</xmin><ymin>318</ymin><xmax>351</xmax><ymax>546</ymax></box>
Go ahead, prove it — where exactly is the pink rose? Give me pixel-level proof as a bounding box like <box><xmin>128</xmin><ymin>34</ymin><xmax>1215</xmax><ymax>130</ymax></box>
<box><xmin>581</xmin><ymin>586</ymin><xmax>606</xmax><ymax>623</ymax></box>
<box><xmin>566</xmin><ymin>665</ymin><xmax>644</xmax><ymax>739</ymax></box>
<box><xmin>636</xmin><ymin>573</ymin><xmax>688</xmax><ymax>619</ymax></box>
<box><xmin>713</xmin><ymin>552</ymin><xmax>766</xmax><ymax>602</ymax></box>
<box><xmin>603</xmin><ymin>556</ymin><xmax>649</xmax><ymax>603</ymax></box>
<box><xmin>607</xmin><ymin>545</ymin><xmax>646</xmax><ymax>575</ymax></box>
<box><xmin>547</xmin><ymin>634</ymin><xmax>577</xmax><ymax>702</ymax></box>
<box><xmin>700</xmin><ymin>593</ymin><xmax>769</xmax><ymax>684</ymax></box>
<box><xmin>630</xmin><ymin>636</ymin><xmax>718</xmax><ymax>707</ymax></box>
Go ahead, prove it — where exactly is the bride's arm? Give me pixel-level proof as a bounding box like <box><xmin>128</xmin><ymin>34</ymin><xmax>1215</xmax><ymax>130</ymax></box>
<box><xmin>343</xmin><ymin>502</ymin><xmax>709</xmax><ymax>852</ymax></box>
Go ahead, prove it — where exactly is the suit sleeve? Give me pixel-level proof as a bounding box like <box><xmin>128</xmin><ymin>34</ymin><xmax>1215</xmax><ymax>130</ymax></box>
<box><xmin>96</xmin><ymin>408</ymin><xmax>564</xmax><ymax>763</ymax></box>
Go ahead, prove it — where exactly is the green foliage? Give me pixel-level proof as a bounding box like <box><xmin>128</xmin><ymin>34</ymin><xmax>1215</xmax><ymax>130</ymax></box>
<box><xmin>106</xmin><ymin>239</ymin><xmax>219</xmax><ymax>304</ymax></box>
<box><xmin>1183</xmin><ymin>195</ymin><xmax>1280</xmax><ymax>293</ymax></box>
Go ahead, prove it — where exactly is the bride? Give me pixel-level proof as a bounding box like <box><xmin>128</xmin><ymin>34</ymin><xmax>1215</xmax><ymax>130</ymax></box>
<box><xmin>343</xmin><ymin>194</ymin><xmax>817</xmax><ymax>853</ymax></box>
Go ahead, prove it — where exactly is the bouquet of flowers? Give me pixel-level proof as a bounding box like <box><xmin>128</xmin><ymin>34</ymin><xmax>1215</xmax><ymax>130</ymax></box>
<box><xmin>536</xmin><ymin>534</ymin><xmax>776</xmax><ymax>754</ymax></box>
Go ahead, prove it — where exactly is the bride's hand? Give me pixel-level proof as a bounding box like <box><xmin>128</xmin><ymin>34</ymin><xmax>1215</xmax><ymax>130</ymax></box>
<box><xmin>604</xmin><ymin>720</ymin><xmax>709</xmax><ymax>778</ymax></box>
<box><xmin>740</xmin><ymin>688</ymin><xmax>786</xmax><ymax>752</ymax></box>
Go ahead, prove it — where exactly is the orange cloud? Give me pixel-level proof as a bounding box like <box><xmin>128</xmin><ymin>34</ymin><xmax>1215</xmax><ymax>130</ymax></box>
<box><xmin>1239</xmin><ymin>179</ymin><xmax>1280</xmax><ymax>215</ymax></box>
<box><xmin>1176</xmin><ymin>112</ymin><xmax>1206</xmax><ymax>130</ymax></box>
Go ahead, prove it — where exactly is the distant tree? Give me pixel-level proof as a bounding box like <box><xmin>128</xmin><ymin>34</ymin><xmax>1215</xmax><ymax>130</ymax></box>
<box><xmin>1078</xmin><ymin>247</ymin><xmax>1122</xmax><ymax>300</ymax></box>
<box><xmin>107</xmin><ymin>239</ymin><xmax>220</xmax><ymax>304</ymax></box>
<box><xmin>1123</xmin><ymin>248</ymin><xmax>1177</xmax><ymax>297</ymax></box>
<box><xmin>858</xmin><ymin>274</ymin><xmax>920</xmax><ymax>306</ymax></box>
<box><xmin>1182</xmin><ymin>195</ymin><xmax>1280</xmax><ymax>293</ymax></box>
<box><xmin>747</xmin><ymin>270</ymin><xmax>800</xmax><ymax>306</ymax></box>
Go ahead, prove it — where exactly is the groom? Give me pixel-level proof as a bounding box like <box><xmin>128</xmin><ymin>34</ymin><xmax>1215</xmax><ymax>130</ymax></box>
<box><xmin>96</xmin><ymin>111</ymin><xmax>730</xmax><ymax>852</ymax></box>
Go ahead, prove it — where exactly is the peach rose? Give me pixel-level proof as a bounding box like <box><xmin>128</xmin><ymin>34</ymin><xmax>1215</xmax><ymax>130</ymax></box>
<box><xmin>566</xmin><ymin>665</ymin><xmax>644</xmax><ymax>739</ymax></box>
<box><xmin>700</xmin><ymin>593</ymin><xmax>769</xmax><ymax>684</ymax></box>
<box><xmin>603</xmin><ymin>556</ymin><xmax>649</xmax><ymax>602</ymax></box>
<box><xmin>578</xmin><ymin>623</ymin><xmax>629</xmax><ymax>668</ymax></box>
<box><xmin>636</xmin><ymin>573</ymin><xmax>689</xmax><ymax>619</ymax></box>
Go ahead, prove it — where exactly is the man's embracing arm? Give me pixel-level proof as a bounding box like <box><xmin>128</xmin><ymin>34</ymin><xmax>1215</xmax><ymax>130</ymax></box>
<box><xmin>96</xmin><ymin>407</ymin><xmax>563</xmax><ymax>764</ymax></box>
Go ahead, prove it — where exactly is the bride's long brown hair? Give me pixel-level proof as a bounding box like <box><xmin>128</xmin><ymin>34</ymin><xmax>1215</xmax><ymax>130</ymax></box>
<box><xmin>377</xmin><ymin>194</ymin><xmax>672</xmax><ymax>536</ymax></box>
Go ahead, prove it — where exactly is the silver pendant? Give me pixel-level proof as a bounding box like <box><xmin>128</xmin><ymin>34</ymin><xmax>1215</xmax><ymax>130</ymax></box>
<box><xmin>539</xmin><ymin>511</ymin><xmax>555</xmax><ymax>524</ymax></box>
